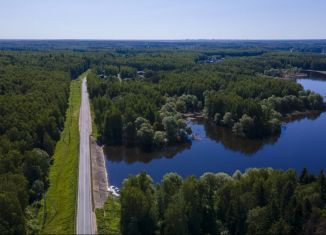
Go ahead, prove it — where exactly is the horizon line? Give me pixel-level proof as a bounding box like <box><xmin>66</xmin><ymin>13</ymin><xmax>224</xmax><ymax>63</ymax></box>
<box><xmin>1</xmin><ymin>38</ymin><xmax>326</xmax><ymax>41</ymax></box>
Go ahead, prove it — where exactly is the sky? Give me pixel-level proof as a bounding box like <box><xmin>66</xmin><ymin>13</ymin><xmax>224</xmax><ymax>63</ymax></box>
<box><xmin>0</xmin><ymin>0</ymin><xmax>325</xmax><ymax>40</ymax></box>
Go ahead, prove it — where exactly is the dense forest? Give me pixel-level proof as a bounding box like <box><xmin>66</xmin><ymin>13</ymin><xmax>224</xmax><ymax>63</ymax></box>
<box><xmin>0</xmin><ymin>51</ymin><xmax>88</xmax><ymax>234</ymax></box>
<box><xmin>88</xmin><ymin>49</ymin><xmax>326</xmax><ymax>150</ymax></box>
<box><xmin>89</xmin><ymin>46</ymin><xmax>326</xmax><ymax>235</ymax></box>
<box><xmin>118</xmin><ymin>168</ymin><xmax>326</xmax><ymax>235</ymax></box>
<box><xmin>1</xmin><ymin>40</ymin><xmax>326</xmax><ymax>234</ymax></box>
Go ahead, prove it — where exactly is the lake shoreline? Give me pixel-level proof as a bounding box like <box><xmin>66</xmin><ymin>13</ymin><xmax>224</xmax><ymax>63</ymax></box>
<box><xmin>283</xmin><ymin>109</ymin><xmax>325</xmax><ymax>123</ymax></box>
<box><xmin>184</xmin><ymin>108</ymin><xmax>326</xmax><ymax>141</ymax></box>
<box><xmin>104</xmin><ymin>77</ymin><xmax>326</xmax><ymax>188</ymax></box>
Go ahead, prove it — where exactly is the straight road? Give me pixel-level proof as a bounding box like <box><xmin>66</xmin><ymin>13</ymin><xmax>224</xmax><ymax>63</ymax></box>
<box><xmin>76</xmin><ymin>78</ymin><xmax>95</xmax><ymax>234</ymax></box>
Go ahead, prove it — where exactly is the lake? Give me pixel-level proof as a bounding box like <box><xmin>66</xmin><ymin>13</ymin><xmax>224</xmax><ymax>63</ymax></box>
<box><xmin>105</xmin><ymin>78</ymin><xmax>326</xmax><ymax>188</ymax></box>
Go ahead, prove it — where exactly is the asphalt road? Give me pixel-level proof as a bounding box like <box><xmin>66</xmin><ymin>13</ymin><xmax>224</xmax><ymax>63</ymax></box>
<box><xmin>76</xmin><ymin>78</ymin><xmax>95</xmax><ymax>234</ymax></box>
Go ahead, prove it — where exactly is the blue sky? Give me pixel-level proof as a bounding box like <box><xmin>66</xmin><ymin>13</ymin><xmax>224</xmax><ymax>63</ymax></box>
<box><xmin>0</xmin><ymin>0</ymin><xmax>325</xmax><ymax>39</ymax></box>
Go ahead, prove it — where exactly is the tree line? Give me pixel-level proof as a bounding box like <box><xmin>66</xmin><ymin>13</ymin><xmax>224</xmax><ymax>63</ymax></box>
<box><xmin>119</xmin><ymin>168</ymin><xmax>326</xmax><ymax>235</ymax></box>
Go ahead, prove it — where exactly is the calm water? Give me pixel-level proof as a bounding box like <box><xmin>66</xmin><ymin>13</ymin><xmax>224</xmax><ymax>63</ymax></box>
<box><xmin>105</xmin><ymin>78</ymin><xmax>326</xmax><ymax>187</ymax></box>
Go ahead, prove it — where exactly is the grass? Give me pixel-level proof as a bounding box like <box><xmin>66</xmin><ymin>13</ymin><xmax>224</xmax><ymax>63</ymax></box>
<box><xmin>96</xmin><ymin>196</ymin><xmax>121</xmax><ymax>235</ymax></box>
<box><xmin>38</xmin><ymin>72</ymin><xmax>86</xmax><ymax>234</ymax></box>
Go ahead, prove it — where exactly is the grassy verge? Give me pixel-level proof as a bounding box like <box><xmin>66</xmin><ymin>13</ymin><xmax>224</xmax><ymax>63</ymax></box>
<box><xmin>38</xmin><ymin>73</ymin><xmax>86</xmax><ymax>234</ymax></box>
<box><xmin>96</xmin><ymin>196</ymin><xmax>121</xmax><ymax>235</ymax></box>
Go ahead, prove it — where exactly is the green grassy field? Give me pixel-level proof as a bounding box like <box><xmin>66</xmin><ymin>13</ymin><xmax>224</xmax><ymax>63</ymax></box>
<box><xmin>39</xmin><ymin>73</ymin><xmax>85</xmax><ymax>234</ymax></box>
<box><xmin>96</xmin><ymin>196</ymin><xmax>121</xmax><ymax>235</ymax></box>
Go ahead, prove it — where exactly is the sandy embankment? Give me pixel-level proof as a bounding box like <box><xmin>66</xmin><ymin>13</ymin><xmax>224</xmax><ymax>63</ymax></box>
<box><xmin>90</xmin><ymin>136</ymin><xmax>109</xmax><ymax>208</ymax></box>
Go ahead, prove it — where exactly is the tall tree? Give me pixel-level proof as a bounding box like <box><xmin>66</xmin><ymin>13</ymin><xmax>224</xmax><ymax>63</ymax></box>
<box><xmin>103</xmin><ymin>107</ymin><xmax>123</xmax><ymax>145</ymax></box>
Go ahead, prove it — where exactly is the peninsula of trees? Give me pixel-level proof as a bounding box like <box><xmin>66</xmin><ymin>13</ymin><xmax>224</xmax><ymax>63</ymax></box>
<box><xmin>88</xmin><ymin>50</ymin><xmax>326</xmax><ymax>150</ymax></box>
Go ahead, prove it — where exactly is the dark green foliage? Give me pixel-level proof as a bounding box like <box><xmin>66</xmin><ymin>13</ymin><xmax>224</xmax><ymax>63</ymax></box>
<box><xmin>120</xmin><ymin>169</ymin><xmax>326</xmax><ymax>235</ymax></box>
<box><xmin>136</xmin><ymin>122</ymin><xmax>154</xmax><ymax>150</ymax></box>
<box><xmin>103</xmin><ymin>107</ymin><xmax>123</xmax><ymax>145</ymax></box>
<box><xmin>23</xmin><ymin>149</ymin><xmax>50</xmax><ymax>186</ymax></box>
<box><xmin>0</xmin><ymin>174</ymin><xmax>28</xmax><ymax>235</ymax></box>
<box><xmin>163</xmin><ymin>194</ymin><xmax>188</xmax><ymax>235</ymax></box>
<box><xmin>0</xmin><ymin>193</ymin><xmax>25</xmax><ymax>235</ymax></box>
<box><xmin>205</xmin><ymin>77</ymin><xmax>324</xmax><ymax>138</ymax></box>
<box><xmin>89</xmin><ymin>48</ymin><xmax>326</xmax><ymax>142</ymax></box>
<box><xmin>88</xmin><ymin>70</ymin><xmax>193</xmax><ymax>149</ymax></box>
<box><xmin>0</xmin><ymin>51</ymin><xmax>87</xmax><ymax>234</ymax></box>
<box><xmin>120</xmin><ymin>66</ymin><xmax>137</xmax><ymax>79</ymax></box>
<box><xmin>299</xmin><ymin>167</ymin><xmax>316</xmax><ymax>184</ymax></box>
<box><xmin>1</xmin><ymin>40</ymin><xmax>326</xmax><ymax>234</ymax></box>
<box><xmin>319</xmin><ymin>170</ymin><xmax>326</xmax><ymax>202</ymax></box>
<box><xmin>120</xmin><ymin>172</ymin><xmax>158</xmax><ymax>235</ymax></box>
<box><xmin>246</xmin><ymin>207</ymin><xmax>270</xmax><ymax>235</ymax></box>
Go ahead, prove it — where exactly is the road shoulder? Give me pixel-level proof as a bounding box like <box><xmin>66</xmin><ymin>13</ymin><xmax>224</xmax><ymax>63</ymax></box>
<box><xmin>90</xmin><ymin>136</ymin><xmax>109</xmax><ymax>209</ymax></box>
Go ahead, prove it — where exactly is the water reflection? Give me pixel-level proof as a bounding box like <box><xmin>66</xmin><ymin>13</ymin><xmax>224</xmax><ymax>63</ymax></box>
<box><xmin>105</xmin><ymin>118</ymin><xmax>278</xmax><ymax>163</ymax></box>
<box><xmin>105</xmin><ymin>77</ymin><xmax>326</xmax><ymax>187</ymax></box>
<box><xmin>105</xmin><ymin>107</ymin><xmax>323</xmax><ymax>164</ymax></box>
<box><xmin>105</xmin><ymin>141</ymin><xmax>192</xmax><ymax>164</ymax></box>
<box><xmin>202</xmin><ymin>120</ymin><xmax>279</xmax><ymax>154</ymax></box>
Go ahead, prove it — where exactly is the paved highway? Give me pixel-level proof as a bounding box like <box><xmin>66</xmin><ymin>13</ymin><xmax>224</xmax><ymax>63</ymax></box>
<box><xmin>76</xmin><ymin>78</ymin><xmax>95</xmax><ymax>234</ymax></box>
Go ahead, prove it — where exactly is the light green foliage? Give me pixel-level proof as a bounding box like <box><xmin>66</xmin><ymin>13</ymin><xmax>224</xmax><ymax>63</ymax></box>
<box><xmin>120</xmin><ymin>66</ymin><xmax>137</xmax><ymax>79</ymax></box>
<box><xmin>96</xmin><ymin>196</ymin><xmax>121</xmax><ymax>235</ymax></box>
<box><xmin>179</xmin><ymin>94</ymin><xmax>198</xmax><ymax>112</ymax></box>
<box><xmin>134</xmin><ymin>117</ymin><xmax>149</xmax><ymax>130</ymax></box>
<box><xmin>162</xmin><ymin>116</ymin><xmax>179</xmax><ymax>140</ymax></box>
<box><xmin>222</xmin><ymin>112</ymin><xmax>234</xmax><ymax>128</ymax></box>
<box><xmin>25</xmin><ymin>202</ymin><xmax>42</xmax><ymax>235</ymax></box>
<box><xmin>136</xmin><ymin>122</ymin><xmax>154</xmax><ymax>149</ymax></box>
<box><xmin>153</xmin><ymin>131</ymin><xmax>167</xmax><ymax>148</ymax></box>
<box><xmin>160</xmin><ymin>101</ymin><xmax>180</xmax><ymax>118</ymax></box>
<box><xmin>176</xmin><ymin>99</ymin><xmax>187</xmax><ymax>113</ymax></box>
<box><xmin>232</xmin><ymin>114</ymin><xmax>255</xmax><ymax>137</ymax></box>
<box><xmin>161</xmin><ymin>173</ymin><xmax>183</xmax><ymax>207</ymax></box>
<box><xmin>232</xmin><ymin>122</ymin><xmax>244</xmax><ymax>137</ymax></box>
